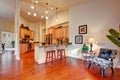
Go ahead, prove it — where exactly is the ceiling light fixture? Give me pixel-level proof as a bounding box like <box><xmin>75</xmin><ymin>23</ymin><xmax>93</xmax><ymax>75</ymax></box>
<box><xmin>33</xmin><ymin>13</ymin><xmax>37</xmax><ymax>16</ymax></box>
<box><xmin>46</xmin><ymin>16</ymin><xmax>49</xmax><ymax>19</ymax></box>
<box><xmin>33</xmin><ymin>0</ymin><xmax>37</xmax><ymax>17</ymax></box>
<box><xmin>45</xmin><ymin>11</ymin><xmax>48</xmax><ymax>14</ymax></box>
<box><xmin>45</xmin><ymin>2</ymin><xmax>49</xmax><ymax>20</ymax></box>
<box><xmin>35</xmin><ymin>0</ymin><xmax>38</xmax><ymax>4</ymax></box>
<box><xmin>28</xmin><ymin>12</ymin><xmax>31</xmax><ymax>15</ymax></box>
<box><xmin>28</xmin><ymin>0</ymin><xmax>38</xmax><ymax>17</ymax></box>
<box><xmin>31</xmin><ymin>5</ymin><xmax>35</xmax><ymax>9</ymax></box>
<box><xmin>41</xmin><ymin>16</ymin><xmax>44</xmax><ymax>18</ymax></box>
<box><xmin>50</xmin><ymin>7</ymin><xmax>54</xmax><ymax>10</ymax></box>
<box><xmin>45</xmin><ymin>3</ymin><xmax>49</xmax><ymax>14</ymax></box>
<box><xmin>55</xmin><ymin>7</ymin><xmax>58</xmax><ymax>22</ymax></box>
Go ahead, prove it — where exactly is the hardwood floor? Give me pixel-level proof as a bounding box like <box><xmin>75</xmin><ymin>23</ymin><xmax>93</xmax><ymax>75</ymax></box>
<box><xmin>0</xmin><ymin>51</ymin><xmax>120</xmax><ymax>80</ymax></box>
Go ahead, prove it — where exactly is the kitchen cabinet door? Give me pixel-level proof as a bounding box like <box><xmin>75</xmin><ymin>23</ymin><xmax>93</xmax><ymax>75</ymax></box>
<box><xmin>24</xmin><ymin>29</ymin><xmax>27</xmax><ymax>36</ymax></box>
<box><xmin>61</xmin><ymin>27</ymin><xmax>69</xmax><ymax>39</ymax></box>
<box><xmin>65</xmin><ymin>27</ymin><xmax>69</xmax><ymax>39</ymax></box>
<box><xmin>27</xmin><ymin>30</ymin><xmax>31</xmax><ymax>36</ymax></box>
<box><xmin>60</xmin><ymin>28</ymin><xmax>63</xmax><ymax>39</ymax></box>
<box><xmin>20</xmin><ymin>28</ymin><xmax>25</xmax><ymax>39</ymax></box>
<box><xmin>47</xmin><ymin>27</ymin><xmax>56</xmax><ymax>44</ymax></box>
<box><xmin>30</xmin><ymin>30</ymin><xmax>34</xmax><ymax>40</ymax></box>
<box><xmin>20</xmin><ymin>43</ymin><xmax>28</xmax><ymax>54</ymax></box>
<box><xmin>55</xmin><ymin>28</ymin><xmax>60</xmax><ymax>39</ymax></box>
<box><xmin>61</xmin><ymin>27</ymin><xmax>66</xmax><ymax>38</ymax></box>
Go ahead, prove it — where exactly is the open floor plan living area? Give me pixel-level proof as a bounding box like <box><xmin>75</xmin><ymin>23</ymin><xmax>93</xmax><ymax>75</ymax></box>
<box><xmin>0</xmin><ymin>0</ymin><xmax>120</xmax><ymax>80</ymax></box>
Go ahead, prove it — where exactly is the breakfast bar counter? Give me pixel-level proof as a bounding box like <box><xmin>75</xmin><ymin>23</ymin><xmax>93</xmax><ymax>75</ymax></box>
<box><xmin>35</xmin><ymin>43</ymin><xmax>71</xmax><ymax>64</ymax></box>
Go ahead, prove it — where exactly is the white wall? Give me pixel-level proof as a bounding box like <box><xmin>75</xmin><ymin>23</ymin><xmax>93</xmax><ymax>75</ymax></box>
<box><xmin>69</xmin><ymin>0</ymin><xmax>120</xmax><ymax>59</ymax></box>
<box><xmin>20</xmin><ymin>16</ymin><xmax>30</xmax><ymax>27</ymax></box>
<box><xmin>0</xmin><ymin>17</ymin><xmax>14</xmax><ymax>32</ymax></box>
<box><xmin>29</xmin><ymin>23</ymin><xmax>40</xmax><ymax>42</ymax></box>
<box><xmin>46</xmin><ymin>10</ymin><xmax>69</xmax><ymax>28</ymax></box>
<box><xmin>40</xmin><ymin>22</ymin><xmax>46</xmax><ymax>42</ymax></box>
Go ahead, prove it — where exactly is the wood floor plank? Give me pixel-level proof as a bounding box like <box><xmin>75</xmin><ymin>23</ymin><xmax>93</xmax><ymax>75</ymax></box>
<box><xmin>0</xmin><ymin>51</ymin><xmax>120</xmax><ymax>80</ymax></box>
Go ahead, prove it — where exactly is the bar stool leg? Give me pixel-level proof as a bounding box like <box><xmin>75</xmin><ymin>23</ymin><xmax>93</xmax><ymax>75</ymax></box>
<box><xmin>46</xmin><ymin>51</ymin><xmax>49</xmax><ymax>62</ymax></box>
<box><xmin>53</xmin><ymin>51</ymin><xmax>56</xmax><ymax>60</ymax></box>
<box><xmin>63</xmin><ymin>49</ymin><xmax>66</xmax><ymax>58</ymax></box>
<box><xmin>57</xmin><ymin>50</ymin><xmax>60</xmax><ymax>59</ymax></box>
<box><xmin>46</xmin><ymin>51</ymin><xmax>57</xmax><ymax>63</ymax></box>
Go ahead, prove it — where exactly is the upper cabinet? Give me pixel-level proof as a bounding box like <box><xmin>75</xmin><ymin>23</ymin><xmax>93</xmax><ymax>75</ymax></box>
<box><xmin>30</xmin><ymin>30</ymin><xmax>34</xmax><ymax>40</ymax></box>
<box><xmin>20</xmin><ymin>24</ymin><xmax>34</xmax><ymax>40</ymax></box>
<box><xmin>47</xmin><ymin>27</ymin><xmax>56</xmax><ymax>44</ymax></box>
<box><xmin>46</xmin><ymin>25</ymin><xmax>69</xmax><ymax>44</ymax></box>
<box><xmin>20</xmin><ymin>27</ymin><xmax>25</xmax><ymax>39</ymax></box>
<box><xmin>55</xmin><ymin>26</ymin><xmax>69</xmax><ymax>39</ymax></box>
<box><xmin>65</xmin><ymin>26</ymin><xmax>69</xmax><ymax>39</ymax></box>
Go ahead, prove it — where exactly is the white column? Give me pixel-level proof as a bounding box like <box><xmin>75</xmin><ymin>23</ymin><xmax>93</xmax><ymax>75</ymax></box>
<box><xmin>14</xmin><ymin>0</ymin><xmax>20</xmax><ymax>60</ymax></box>
<box><xmin>39</xmin><ymin>22</ymin><xmax>43</xmax><ymax>42</ymax></box>
<box><xmin>39</xmin><ymin>22</ymin><xmax>41</xmax><ymax>42</ymax></box>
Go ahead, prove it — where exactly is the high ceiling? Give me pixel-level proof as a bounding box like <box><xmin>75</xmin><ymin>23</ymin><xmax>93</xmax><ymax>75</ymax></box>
<box><xmin>0</xmin><ymin>0</ymin><xmax>94</xmax><ymax>22</ymax></box>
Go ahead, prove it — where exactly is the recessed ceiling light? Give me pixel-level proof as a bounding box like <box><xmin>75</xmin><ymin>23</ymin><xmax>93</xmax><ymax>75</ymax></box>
<box><xmin>46</xmin><ymin>16</ymin><xmax>48</xmax><ymax>19</ymax></box>
<box><xmin>31</xmin><ymin>5</ymin><xmax>35</xmax><ymax>9</ymax></box>
<box><xmin>50</xmin><ymin>7</ymin><xmax>54</xmax><ymax>10</ymax></box>
<box><xmin>41</xmin><ymin>16</ymin><xmax>44</xmax><ymax>18</ymax></box>
<box><xmin>33</xmin><ymin>13</ymin><xmax>37</xmax><ymax>16</ymax></box>
<box><xmin>45</xmin><ymin>10</ymin><xmax>48</xmax><ymax>14</ymax></box>
<box><xmin>28</xmin><ymin>12</ymin><xmax>31</xmax><ymax>15</ymax></box>
<box><xmin>56</xmin><ymin>19</ymin><xmax>58</xmax><ymax>22</ymax></box>
<box><xmin>35</xmin><ymin>0</ymin><xmax>38</xmax><ymax>4</ymax></box>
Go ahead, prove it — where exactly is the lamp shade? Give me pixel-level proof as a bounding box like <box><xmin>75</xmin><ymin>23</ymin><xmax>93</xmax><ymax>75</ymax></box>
<box><xmin>88</xmin><ymin>37</ymin><xmax>95</xmax><ymax>43</ymax></box>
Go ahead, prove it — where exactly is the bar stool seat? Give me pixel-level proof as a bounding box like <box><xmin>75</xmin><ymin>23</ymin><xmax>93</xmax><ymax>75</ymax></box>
<box><xmin>46</xmin><ymin>50</ymin><xmax>56</xmax><ymax>62</ymax></box>
<box><xmin>57</xmin><ymin>49</ymin><xmax>66</xmax><ymax>59</ymax></box>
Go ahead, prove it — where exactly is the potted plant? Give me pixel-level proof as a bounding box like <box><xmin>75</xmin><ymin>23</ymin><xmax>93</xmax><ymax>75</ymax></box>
<box><xmin>11</xmin><ymin>41</ymin><xmax>15</xmax><ymax>48</ymax></box>
<box><xmin>81</xmin><ymin>43</ymin><xmax>89</xmax><ymax>53</ymax></box>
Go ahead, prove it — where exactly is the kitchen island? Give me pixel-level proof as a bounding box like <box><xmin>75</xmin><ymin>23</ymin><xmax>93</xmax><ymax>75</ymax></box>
<box><xmin>35</xmin><ymin>43</ymin><xmax>71</xmax><ymax>64</ymax></box>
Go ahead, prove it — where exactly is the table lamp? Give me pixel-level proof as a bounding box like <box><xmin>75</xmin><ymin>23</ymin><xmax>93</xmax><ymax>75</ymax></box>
<box><xmin>88</xmin><ymin>37</ymin><xmax>95</xmax><ymax>52</ymax></box>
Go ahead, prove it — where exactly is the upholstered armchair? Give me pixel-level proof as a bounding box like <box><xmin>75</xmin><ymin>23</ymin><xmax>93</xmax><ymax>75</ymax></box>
<box><xmin>88</xmin><ymin>48</ymin><xmax>117</xmax><ymax>78</ymax></box>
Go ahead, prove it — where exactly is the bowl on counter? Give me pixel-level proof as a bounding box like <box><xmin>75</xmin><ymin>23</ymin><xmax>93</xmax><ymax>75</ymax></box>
<box><xmin>41</xmin><ymin>42</ymin><xmax>46</xmax><ymax>45</ymax></box>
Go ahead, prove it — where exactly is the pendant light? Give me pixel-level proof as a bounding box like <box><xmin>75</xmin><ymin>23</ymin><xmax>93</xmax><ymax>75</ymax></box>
<box><xmin>55</xmin><ymin>7</ymin><xmax>58</xmax><ymax>22</ymax></box>
<box><xmin>45</xmin><ymin>2</ymin><xmax>49</xmax><ymax>19</ymax></box>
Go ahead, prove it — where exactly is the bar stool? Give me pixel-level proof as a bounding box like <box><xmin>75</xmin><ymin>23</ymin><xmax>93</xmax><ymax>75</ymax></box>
<box><xmin>46</xmin><ymin>46</ymin><xmax>56</xmax><ymax>63</ymax></box>
<box><xmin>57</xmin><ymin>49</ymin><xmax>66</xmax><ymax>59</ymax></box>
<box><xmin>57</xmin><ymin>45</ymin><xmax>66</xmax><ymax>59</ymax></box>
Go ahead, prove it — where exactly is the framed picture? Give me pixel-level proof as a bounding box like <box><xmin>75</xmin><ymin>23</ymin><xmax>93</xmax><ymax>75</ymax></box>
<box><xmin>75</xmin><ymin>35</ymin><xmax>83</xmax><ymax>44</ymax></box>
<box><xmin>79</xmin><ymin>25</ymin><xmax>87</xmax><ymax>34</ymax></box>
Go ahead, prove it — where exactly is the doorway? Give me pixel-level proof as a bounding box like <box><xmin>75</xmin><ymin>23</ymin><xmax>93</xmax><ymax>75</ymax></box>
<box><xmin>1</xmin><ymin>31</ymin><xmax>14</xmax><ymax>51</ymax></box>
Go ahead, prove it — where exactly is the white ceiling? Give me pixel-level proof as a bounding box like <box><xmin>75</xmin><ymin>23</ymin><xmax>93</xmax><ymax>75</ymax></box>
<box><xmin>0</xmin><ymin>0</ymin><xmax>94</xmax><ymax>22</ymax></box>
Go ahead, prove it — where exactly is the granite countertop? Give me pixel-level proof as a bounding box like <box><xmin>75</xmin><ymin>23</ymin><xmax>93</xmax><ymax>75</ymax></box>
<box><xmin>36</xmin><ymin>43</ymin><xmax>72</xmax><ymax>48</ymax></box>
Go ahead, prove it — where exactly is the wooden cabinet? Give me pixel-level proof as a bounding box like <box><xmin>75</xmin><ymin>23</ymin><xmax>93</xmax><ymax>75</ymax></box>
<box><xmin>27</xmin><ymin>30</ymin><xmax>31</xmax><ymax>36</ymax></box>
<box><xmin>46</xmin><ymin>26</ymin><xmax>69</xmax><ymax>44</ymax></box>
<box><xmin>30</xmin><ymin>30</ymin><xmax>34</xmax><ymax>40</ymax></box>
<box><xmin>64</xmin><ymin>26</ymin><xmax>69</xmax><ymax>39</ymax></box>
<box><xmin>24</xmin><ymin>29</ymin><xmax>28</xmax><ymax>36</ymax></box>
<box><xmin>55</xmin><ymin>28</ymin><xmax>60</xmax><ymax>39</ymax></box>
<box><xmin>20</xmin><ymin>27</ymin><xmax>25</xmax><ymax>39</ymax></box>
<box><xmin>20</xmin><ymin>43</ymin><xmax>28</xmax><ymax>54</ymax></box>
<box><xmin>47</xmin><ymin>27</ymin><xmax>56</xmax><ymax>44</ymax></box>
<box><xmin>20</xmin><ymin>43</ymin><xmax>35</xmax><ymax>54</ymax></box>
<box><xmin>20</xmin><ymin>27</ymin><xmax>34</xmax><ymax>40</ymax></box>
<box><xmin>55</xmin><ymin>26</ymin><xmax>69</xmax><ymax>39</ymax></box>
